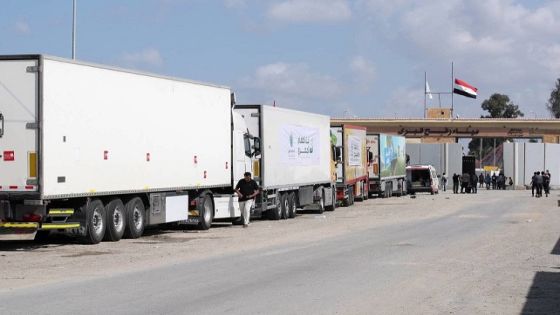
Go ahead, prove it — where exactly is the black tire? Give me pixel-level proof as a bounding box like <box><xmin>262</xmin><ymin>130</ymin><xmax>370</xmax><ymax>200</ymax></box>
<box><xmin>280</xmin><ymin>193</ymin><xmax>289</xmax><ymax>220</ymax></box>
<box><xmin>348</xmin><ymin>186</ymin><xmax>355</xmax><ymax>206</ymax></box>
<box><xmin>124</xmin><ymin>197</ymin><xmax>146</xmax><ymax>239</ymax></box>
<box><xmin>198</xmin><ymin>194</ymin><xmax>214</xmax><ymax>230</ymax></box>
<box><xmin>103</xmin><ymin>199</ymin><xmax>126</xmax><ymax>242</ymax></box>
<box><xmin>317</xmin><ymin>190</ymin><xmax>325</xmax><ymax>214</ymax></box>
<box><xmin>287</xmin><ymin>192</ymin><xmax>297</xmax><ymax>218</ymax></box>
<box><xmin>325</xmin><ymin>188</ymin><xmax>336</xmax><ymax>211</ymax></box>
<box><xmin>82</xmin><ymin>199</ymin><xmax>106</xmax><ymax>244</ymax></box>
<box><xmin>268</xmin><ymin>194</ymin><xmax>282</xmax><ymax>220</ymax></box>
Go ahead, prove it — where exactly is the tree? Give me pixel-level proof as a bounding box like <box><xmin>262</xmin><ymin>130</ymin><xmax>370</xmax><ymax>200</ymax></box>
<box><xmin>547</xmin><ymin>78</ymin><xmax>560</xmax><ymax>118</ymax></box>
<box><xmin>468</xmin><ymin>93</ymin><xmax>524</xmax><ymax>164</ymax></box>
<box><xmin>480</xmin><ymin>93</ymin><xmax>524</xmax><ymax>118</ymax></box>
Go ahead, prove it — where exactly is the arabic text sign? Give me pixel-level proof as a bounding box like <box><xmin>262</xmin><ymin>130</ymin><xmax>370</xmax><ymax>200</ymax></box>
<box><xmin>348</xmin><ymin>135</ymin><xmax>362</xmax><ymax>166</ymax></box>
<box><xmin>280</xmin><ymin>125</ymin><xmax>320</xmax><ymax>166</ymax></box>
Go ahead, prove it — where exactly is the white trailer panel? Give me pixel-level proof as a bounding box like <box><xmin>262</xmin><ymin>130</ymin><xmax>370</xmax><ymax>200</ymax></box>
<box><xmin>261</xmin><ymin>105</ymin><xmax>331</xmax><ymax>188</ymax></box>
<box><xmin>0</xmin><ymin>58</ymin><xmax>39</xmax><ymax>193</ymax></box>
<box><xmin>40</xmin><ymin>57</ymin><xmax>232</xmax><ymax>198</ymax></box>
<box><xmin>237</xmin><ymin>105</ymin><xmax>331</xmax><ymax>189</ymax></box>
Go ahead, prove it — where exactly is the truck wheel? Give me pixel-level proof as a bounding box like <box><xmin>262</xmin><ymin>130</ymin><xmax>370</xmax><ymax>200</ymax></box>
<box><xmin>124</xmin><ymin>197</ymin><xmax>146</xmax><ymax>239</ymax></box>
<box><xmin>269</xmin><ymin>195</ymin><xmax>282</xmax><ymax>220</ymax></box>
<box><xmin>82</xmin><ymin>199</ymin><xmax>106</xmax><ymax>244</ymax></box>
<box><xmin>317</xmin><ymin>190</ymin><xmax>325</xmax><ymax>214</ymax></box>
<box><xmin>103</xmin><ymin>199</ymin><xmax>126</xmax><ymax>242</ymax></box>
<box><xmin>287</xmin><ymin>192</ymin><xmax>297</xmax><ymax>218</ymax></box>
<box><xmin>198</xmin><ymin>194</ymin><xmax>214</xmax><ymax>230</ymax></box>
<box><xmin>325</xmin><ymin>189</ymin><xmax>336</xmax><ymax>211</ymax></box>
<box><xmin>280</xmin><ymin>193</ymin><xmax>289</xmax><ymax>220</ymax></box>
<box><xmin>348</xmin><ymin>187</ymin><xmax>355</xmax><ymax>206</ymax></box>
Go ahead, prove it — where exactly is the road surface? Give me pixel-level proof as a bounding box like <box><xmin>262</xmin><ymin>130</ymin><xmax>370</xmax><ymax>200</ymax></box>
<box><xmin>1</xmin><ymin>190</ymin><xmax>559</xmax><ymax>314</ymax></box>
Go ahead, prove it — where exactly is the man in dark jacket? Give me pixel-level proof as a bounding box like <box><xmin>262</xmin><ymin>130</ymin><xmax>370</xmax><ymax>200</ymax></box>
<box><xmin>452</xmin><ymin>173</ymin><xmax>460</xmax><ymax>194</ymax></box>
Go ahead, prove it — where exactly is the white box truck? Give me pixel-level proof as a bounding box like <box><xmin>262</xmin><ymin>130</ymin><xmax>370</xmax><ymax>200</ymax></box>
<box><xmin>234</xmin><ymin>105</ymin><xmax>336</xmax><ymax>219</ymax></box>
<box><xmin>366</xmin><ymin>133</ymin><xmax>407</xmax><ymax>198</ymax></box>
<box><xmin>0</xmin><ymin>55</ymin><xmax>255</xmax><ymax>243</ymax></box>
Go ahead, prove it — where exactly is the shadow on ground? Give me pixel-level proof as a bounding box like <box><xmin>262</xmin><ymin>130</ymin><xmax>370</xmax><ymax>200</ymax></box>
<box><xmin>521</xmin><ymin>272</ymin><xmax>560</xmax><ymax>314</ymax></box>
<box><xmin>522</xmin><ymin>235</ymin><xmax>560</xmax><ymax>314</ymax></box>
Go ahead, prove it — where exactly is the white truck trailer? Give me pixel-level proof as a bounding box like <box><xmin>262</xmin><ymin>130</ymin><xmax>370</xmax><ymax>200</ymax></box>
<box><xmin>234</xmin><ymin>105</ymin><xmax>336</xmax><ymax>219</ymax></box>
<box><xmin>0</xmin><ymin>55</ymin><xmax>254</xmax><ymax>243</ymax></box>
<box><xmin>366</xmin><ymin>133</ymin><xmax>407</xmax><ymax>198</ymax></box>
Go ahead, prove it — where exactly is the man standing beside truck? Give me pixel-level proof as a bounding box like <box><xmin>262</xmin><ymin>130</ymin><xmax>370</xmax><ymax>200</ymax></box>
<box><xmin>235</xmin><ymin>172</ymin><xmax>260</xmax><ymax>228</ymax></box>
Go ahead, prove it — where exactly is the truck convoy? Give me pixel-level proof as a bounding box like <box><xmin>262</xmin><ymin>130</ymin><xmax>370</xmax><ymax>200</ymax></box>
<box><xmin>330</xmin><ymin>125</ymin><xmax>369</xmax><ymax>206</ymax></box>
<box><xmin>366</xmin><ymin>134</ymin><xmax>407</xmax><ymax>198</ymax></box>
<box><xmin>0</xmin><ymin>55</ymin><xmax>334</xmax><ymax>243</ymax></box>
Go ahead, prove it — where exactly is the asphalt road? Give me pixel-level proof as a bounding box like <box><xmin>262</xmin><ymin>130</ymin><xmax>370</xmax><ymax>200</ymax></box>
<box><xmin>1</xmin><ymin>190</ymin><xmax>559</xmax><ymax>314</ymax></box>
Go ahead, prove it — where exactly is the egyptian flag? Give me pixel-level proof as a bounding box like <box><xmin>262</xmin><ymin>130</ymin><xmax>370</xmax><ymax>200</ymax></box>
<box><xmin>453</xmin><ymin>78</ymin><xmax>478</xmax><ymax>99</ymax></box>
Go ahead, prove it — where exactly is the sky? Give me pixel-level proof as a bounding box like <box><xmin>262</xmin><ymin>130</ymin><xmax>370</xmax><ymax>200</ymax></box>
<box><xmin>1</xmin><ymin>0</ymin><xmax>559</xmax><ymax>119</ymax></box>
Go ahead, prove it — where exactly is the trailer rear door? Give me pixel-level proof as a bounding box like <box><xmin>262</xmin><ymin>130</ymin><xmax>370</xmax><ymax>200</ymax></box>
<box><xmin>0</xmin><ymin>58</ymin><xmax>39</xmax><ymax>193</ymax></box>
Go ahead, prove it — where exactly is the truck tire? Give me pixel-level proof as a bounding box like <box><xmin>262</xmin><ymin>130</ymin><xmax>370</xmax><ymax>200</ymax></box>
<box><xmin>317</xmin><ymin>190</ymin><xmax>325</xmax><ymax>214</ymax></box>
<box><xmin>287</xmin><ymin>192</ymin><xmax>297</xmax><ymax>218</ymax></box>
<box><xmin>325</xmin><ymin>189</ymin><xmax>336</xmax><ymax>211</ymax></box>
<box><xmin>82</xmin><ymin>199</ymin><xmax>106</xmax><ymax>244</ymax></box>
<box><xmin>124</xmin><ymin>197</ymin><xmax>146</xmax><ymax>239</ymax></box>
<box><xmin>280</xmin><ymin>193</ymin><xmax>289</xmax><ymax>220</ymax></box>
<box><xmin>346</xmin><ymin>186</ymin><xmax>355</xmax><ymax>206</ymax></box>
<box><xmin>198</xmin><ymin>194</ymin><xmax>214</xmax><ymax>230</ymax></box>
<box><xmin>356</xmin><ymin>182</ymin><xmax>364</xmax><ymax>202</ymax></box>
<box><xmin>363</xmin><ymin>183</ymin><xmax>369</xmax><ymax>201</ymax></box>
<box><xmin>103</xmin><ymin>199</ymin><xmax>126</xmax><ymax>242</ymax></box>
<box><xmin>269</xmin><ymin>195</ymin><xmax>282</xmax><ymax>220</ymax></box>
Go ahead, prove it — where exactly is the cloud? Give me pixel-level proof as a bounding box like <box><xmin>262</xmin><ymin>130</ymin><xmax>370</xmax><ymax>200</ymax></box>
<box><xmin>241</xmin><ymin>62</ymin><xmax>343</xmax><ymax>99</ymax></box>
<box><xmin>383</xmin><ymin>87</ymin><xmax>425</xmax><ymax>118</ymax></box>
<box><xmin>267</xmin><ymin>0</ymin><xmax>351</xmax><ymax>23</ymax></box>
<box><xmin>356</xmin><ymin>0</ymin><xmax>560</xmax><ymax>116</ymax></box>
<box><xmin>349</xmin><ymin>56</ymin><xmax>376</xmax><ymax>91</ymax></box>
<box><xmin>13</xmin><ymin>20</ymin><xmax>30</xmax><ymax>35</ymax></box>
<box><xmin>120</xmin><ymin>48</ymin><xmax>164</xmax><ymax>69</ymax></box>
<box><xmin>224</xmin><ymin>0</ymin><xmax>247</xmax><ymax>9</ymax></box>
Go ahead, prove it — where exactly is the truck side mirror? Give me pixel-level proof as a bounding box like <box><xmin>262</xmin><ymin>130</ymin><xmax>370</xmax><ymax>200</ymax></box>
<box><xmin>253</xmin><ymin>137</ymin><xmax>261</xmax><ymax>157</ymax></box>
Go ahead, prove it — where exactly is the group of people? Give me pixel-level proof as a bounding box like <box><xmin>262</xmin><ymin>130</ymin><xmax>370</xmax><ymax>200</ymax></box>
<box><xmin>480</xmin><ymin>172</ymin><xmax>513</xmax><ymax>190</ymax></box>
<box><xmin>530</xmin><ymin>170</ymin><xmax>551</xmax><ymax>198</ymax></box>
<box><xmin>449</xmin><ymin>172</ymin><xmax>513</xmax><ymax>194</ymax></box>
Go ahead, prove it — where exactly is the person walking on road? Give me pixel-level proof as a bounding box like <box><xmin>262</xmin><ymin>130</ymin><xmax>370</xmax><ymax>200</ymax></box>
<box><xmin>478</xmin><ymin>173</ymin><xmax>484</xmax><ymax>188</ymax></box>
<box><xmin>530</xmin><ymin>172</ymin><xmax>537</xmax><ymax>197</ymax></box>
<box><xmin>485</xmin><ymin>173</ymin><xmax>491</xmax><ymax>190</ymax></box>
<box><xmin>471</xmin><ymin>173</ymin><xmax>478</xmax><ymax>194</ymax></box>
<box><xmin>542</xmin><ymin>171</ymin><xmax>550</xmax><ymax>197</ymax></box>
<box><xmin>491</xmin><ymin>173</ymin><xmax>497</xmax><ymax>190</ymax></box>
<box><xmin>461</xmin><ymin>173</ymin><xmax>470</xmax><ymax>193</ymax></box>
<box><xmin>235</xmin><ymin>172</ymin><xmax>260</xmax><ymax>228</ymax></box>
<box><xmin>441</xmin><ymin>173</ymin><xmax>448</xmax><ymax>192</ymax></box>
<box><xmin>452</xmin><ymin>173</ymin><xmax>459</xmax><ymax>194</ymax></box>
<box><xmin>535</xmin><ymin>171</ymin><xmax>544</xmax><ymax>198</ymax></box>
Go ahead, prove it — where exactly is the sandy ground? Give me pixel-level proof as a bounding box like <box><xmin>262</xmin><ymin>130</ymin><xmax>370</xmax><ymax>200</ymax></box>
<box><xmin>1</xmin><ymin>189</ymin><xmax>559</xmax><ymax>314</ymax></box>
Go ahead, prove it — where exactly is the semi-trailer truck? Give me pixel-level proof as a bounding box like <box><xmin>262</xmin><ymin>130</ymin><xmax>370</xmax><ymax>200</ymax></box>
<box><xmin>0</xmin><ymin>55</ymin><xmax>334</xmax><ymax>243</ymax></box>
<box><xmin>330</xmin><ymin>125</ymin><xmax>368</xmax><ymax>206</ymax></box>
<box><xmin>235</xmin><ymin>105</ymin><xmax>336</xmax><ymax>218</ymax></box>
<box><xmin>366</xmin><ymin>133</ymin><xmax>407</xmax><ymax>198</ymax></box>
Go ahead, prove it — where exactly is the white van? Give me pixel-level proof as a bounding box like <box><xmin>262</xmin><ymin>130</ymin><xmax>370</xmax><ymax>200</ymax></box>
<box><xmin>406</xmin><ymin>165</ymin><xmax>439</xmax><ymax>195</ymax></box>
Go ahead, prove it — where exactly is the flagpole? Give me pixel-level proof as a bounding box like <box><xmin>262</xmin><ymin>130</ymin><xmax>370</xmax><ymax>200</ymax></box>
<box><xmin>451</xmin><ymin>62</ymin><xmax>454</xmax><ymax>118</ymax></box>
<box><xmin>424</xmin><ymin>71</ymin><xmax>427</xmax><ymax>119</ymax></box>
